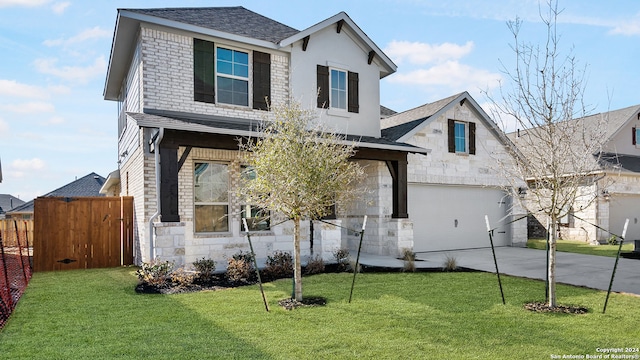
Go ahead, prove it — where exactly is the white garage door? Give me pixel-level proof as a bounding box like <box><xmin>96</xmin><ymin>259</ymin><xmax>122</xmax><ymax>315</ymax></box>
<box><xmin>609</xmin><ymin>195</ymin><xmax>640</xmax><ymax>242</ymax></box>
<box><xmin>409</xmin><ymin>184</ymin><xmax>511</xmax><ymax>252</ymax></box>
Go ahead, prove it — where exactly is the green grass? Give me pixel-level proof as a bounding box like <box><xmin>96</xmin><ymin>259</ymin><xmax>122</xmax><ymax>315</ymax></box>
<box><xmin>2</xmin><ymin>268</ymin><xmax>640</xmax><ymax>359</ymax></box>
<box><xmin>527</xmin><ymin>238</ymin><xmax>634</xmax><ymax>257</ymax></box>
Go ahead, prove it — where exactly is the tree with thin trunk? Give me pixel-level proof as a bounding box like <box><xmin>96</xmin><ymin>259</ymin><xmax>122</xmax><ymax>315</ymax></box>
<box><xmin>485</xmin><ymin>0</ymin><xmax>612</xmax><ymax>308</ymax></box>
<box><xmin>238</xmin><ymin>100</ymin><xmax>365</xmax><ymax>302</ymax></box>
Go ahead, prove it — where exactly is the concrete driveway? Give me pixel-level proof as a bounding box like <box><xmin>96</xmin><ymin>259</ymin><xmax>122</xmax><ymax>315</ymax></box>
<box><xmin>415</xmin><ymin>247</ymin><xmax>640</xmax><ymax>295</ymax></box>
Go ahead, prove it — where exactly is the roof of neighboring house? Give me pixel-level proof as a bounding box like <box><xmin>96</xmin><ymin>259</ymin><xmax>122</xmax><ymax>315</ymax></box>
<box><xmin>128</xmin><ymin>110</ymin><xmax>429</xmax><ymax>155</ymax></box>
<box><xmin>0</xmin><ymin>194</ymin><xmax>25</xmax><ymax>214</ymax></box>
<box><xmin>121</xmin><ymin>7</ymin><xmax>299</xmax><ymax>44</ymax></box>
<box><xmin>379</xmin><ymin>105</ymin><xmax>397</xmax><ymax>119</ymax></box>
<box><xmin>507</xmin><ymin>105</ymin><xmax>640</xmax><ymax>175</ymax></box>
<box><xmin>105</xmin><ymin>7</ymin><xmax>396</xmax><ymax>100</ymax></box>
<box><xmin>7</xmin><ymin>173</ymin><xmax>106</xmax><ymax>214</ymax></box>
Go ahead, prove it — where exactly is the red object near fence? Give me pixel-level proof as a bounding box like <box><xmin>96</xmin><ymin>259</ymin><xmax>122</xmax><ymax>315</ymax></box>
<box><xmin>0</xmin><ymin>220</ymin><xmax>32</xmax><ymax>329</ymax></box>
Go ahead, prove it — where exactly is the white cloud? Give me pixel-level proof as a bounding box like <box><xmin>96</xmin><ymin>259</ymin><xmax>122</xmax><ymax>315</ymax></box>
<box><xmin>388</xmin><ymin>60</ymin><xmax>502</xmax><ymax>90</ymax></box>
<box><xmin>43</xmin><ymin>26</ymin><xmax>111</xmax><ymax>47</ymax></box>
<box><xmin>44</xmin><ymin>116</ymin><xmax>65</xmax><ymax>125</ymax></box>
<box><xmin>0</xmin><ymin>117</ymin><xmax>9</xmax><ymax>137</ymax></box>
<box><xmin>0</xmin><ymin>0</ymin><xmax>50</xmax><ymax>7</ymax></box>
<box><xmin>1</xmin><ymin>101</ymin><xmax>55</xmax><ymax>113</ymax></box>
<box><xmin>609</xmin><ymin>15</ymin><xmax>640</xmax><ymax>36</ymax></box>
<box><xmin>0</xmin><ymin>79</ymin><xmax>70</xmax><ymax>99</ymax></box>
<box><xmin>384</xmin><ymin>40</ymin><xmax>474</xmax><ymax>65</ymax></box>
<box><xmin>51</xmin><ymin>1</ymin><xmax>68</xmax><ymax>14</ymax></box>
<box><xmin>33</xmin><ymin>56</ymin><xmax>107</xmax><ymax>83</ymax></box>
<box><xmin>11</xmin><ymin>158</ymin><xmax>46</xmax><ymax>177</ymax></box>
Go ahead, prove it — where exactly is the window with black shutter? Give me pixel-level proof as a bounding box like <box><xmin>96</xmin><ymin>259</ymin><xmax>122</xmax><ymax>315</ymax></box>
<box><xmin>348</xmin><ymin>71</ymin><xmax>359</xmax><ymax>113</ymax></box>
<box><xmin>447</xmin><ymin>119</ymin><xmax>476</xmax><ymax>155</ymax></box>
<box><xmin>253</xmin><ymin>51</ymin><xmax>270</xmax><ymax>111</ymax></box>
<box><xmin>317</xmin><ymin>65</ymin><xmax>329</xmax><ymax>108</ymax></box>
<box><xmin>194</xmin><ymin>39</ymin><xmax>215</xmax><ymax>103</ymax></box>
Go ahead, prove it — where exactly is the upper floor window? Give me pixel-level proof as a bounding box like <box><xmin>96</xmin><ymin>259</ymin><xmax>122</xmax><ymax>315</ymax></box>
<box><xmin>454</xmin><ymin>122</ymin><xmax>467</xmax><ymax>153</ymax></box>
<box><xmin>330</xmin><ymin>69</ymin><xmax>347</xmax><ymax>110</ymax></box>
<box><xmin>317</xmin><ymin>65</ymin><xmax>359</xmax><ymax>113</ymax></box>
<box><xmin>216</xmin><ymin>47</ymin><xmax>249</xmax><ymax>106</ymax></box>
<box><xmin>193</xmin><ymin>38</ymin><xmax>271</xmax><ymax>110</ymax></box>
<box><xmin>448</xmin><ymin>119</ymin><xmax>476</xmax><ymax>155</ymax></box>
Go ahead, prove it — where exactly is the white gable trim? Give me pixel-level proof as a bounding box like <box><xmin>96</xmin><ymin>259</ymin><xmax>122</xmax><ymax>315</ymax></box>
<box><xmin>279</xmin><ymin>12</ymin><xmax>396</xmax><ymax>77</ymax></box>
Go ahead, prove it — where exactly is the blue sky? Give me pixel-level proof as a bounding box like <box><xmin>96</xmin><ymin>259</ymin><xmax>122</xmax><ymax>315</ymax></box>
<box><xmin>0</xmin><ymin>0</ymin><xmax>638</xmax><ymax>202</ymax></box>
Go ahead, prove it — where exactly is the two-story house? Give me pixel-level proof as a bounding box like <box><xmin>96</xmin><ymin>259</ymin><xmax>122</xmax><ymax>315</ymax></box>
<box><xmin>104</xmin><ymin>7</ymin><xmax>431</xmax><ymax>266</ymax></box>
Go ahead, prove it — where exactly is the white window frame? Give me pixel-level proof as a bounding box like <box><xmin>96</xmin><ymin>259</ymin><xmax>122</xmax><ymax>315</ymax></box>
<box><xmin>239</xmin><ymin>165</ymin><xmax>270</xmax><ymax>232</ymax></box>
<box><xmin>454</xmin><ymin>121</ymin><xmax>468</xmax><ymax>154</ymax></box>
<box><xmin>329</xmin><ymin>67</ymin><xmax>347</xmax><ymax>111</ymax></box>
<box><xmin>194</xmin><ymin>161</ymin><xmax>230</xmax><ymax>233</ymax></box>
<box><xmin>215</xmin><ymin>45</ymin><xmax>250</xmax><ymax>107</ymax></box>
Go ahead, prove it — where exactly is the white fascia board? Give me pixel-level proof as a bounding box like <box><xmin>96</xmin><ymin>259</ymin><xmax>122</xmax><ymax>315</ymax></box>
<box><xmin>279</xmin><ymin>12</ymin><xmax>396</xmax><ymax>75</ymax></box>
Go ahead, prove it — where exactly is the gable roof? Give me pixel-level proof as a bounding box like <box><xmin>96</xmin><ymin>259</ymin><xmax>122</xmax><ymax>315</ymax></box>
<box><xmin>0</xmin><ymin>194</ymin><xmax>25</xmax><ymax>214</ymax></box>
<box><xmin>105</xmin><ymin>7</ymin><xmax>397</xmax><ymax>99</ymax></box>
<box><xmin>122</xmin><ymin>7</ymin><xmax>299</xmax><ymax>44</ymax></box>
<box><xmin>380</xmin><ymin>92</ymin><xmax>511</xmax><ymax>150</ymax></box>
<box><xmin>7</xmin><ymin>173</ymin><xmax>106</xmax><ymax>214</ymax></box>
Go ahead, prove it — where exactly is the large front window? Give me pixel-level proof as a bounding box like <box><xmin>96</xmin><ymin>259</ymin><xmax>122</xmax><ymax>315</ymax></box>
<box><xmin>194</xmin><ymin>162</ymin><xmax>229</xmax><ymax>233</ymax></box>
<box><xmin>330</xmin><ymin>68</ymin><xmax>347</xmax><ymax>110</ymax></box>
<box><xmin>216</xmin><ymin>47</ymin><xmax>249</xmax><ymax>106</ymax></box>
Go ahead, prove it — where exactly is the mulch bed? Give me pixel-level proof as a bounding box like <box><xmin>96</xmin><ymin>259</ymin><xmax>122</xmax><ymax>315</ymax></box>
<box><xmin>278</xmin><ymin>297</ymin><xmax>327</xmax><ymax>310</ymax></box>
<box><xmin>524</xmin><ymin>302</ymin><xmax>588</xmax><ymax>314</ymax></box>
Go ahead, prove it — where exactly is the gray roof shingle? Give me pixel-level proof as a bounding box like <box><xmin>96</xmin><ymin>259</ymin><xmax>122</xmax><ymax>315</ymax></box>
<box><xmin>7</xmin><ymin>173</ymin><xmax>106</xmax><ymax>214</ymax></box>
<box><xmin>0</xmin><ymin>194</ymin><xmax>25</xmax><ymax>214</ymax></box>
<box><xmin>123</xmin><ymin>6</ymin><xmax>300</xmax><ymax>43</ymax></box>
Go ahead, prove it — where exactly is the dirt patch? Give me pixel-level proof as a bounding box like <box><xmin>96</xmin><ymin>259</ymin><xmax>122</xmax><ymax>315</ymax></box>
<box><xmin>278</xmin><ymin>297</ymin><xmax>327</xmax><ymax>310</ymax></box>
<box><xmin>524</xmin><ymin>302</ymin><xmax>588</xmax><ymax>314</ymax></box>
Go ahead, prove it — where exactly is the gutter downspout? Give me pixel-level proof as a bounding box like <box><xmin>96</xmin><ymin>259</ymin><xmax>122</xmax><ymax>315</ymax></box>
<box><xmin>148</xmin><ymin>128</ymin><xmax>164</xmax><ymax>261</ymax></box>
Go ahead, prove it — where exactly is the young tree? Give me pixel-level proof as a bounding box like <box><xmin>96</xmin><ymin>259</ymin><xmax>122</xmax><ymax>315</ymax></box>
<box><xmin>486</xmin><ymin>0</ymin><xmax>611</xmax><ymax>307</ymax></box>
<box><xmin>238</xmin><ymin>100</ymin><xmax>365</xmax><ymax>301</ymax></box>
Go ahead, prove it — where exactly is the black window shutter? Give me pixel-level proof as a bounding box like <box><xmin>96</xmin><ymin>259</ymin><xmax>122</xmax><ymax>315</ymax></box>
<box><xmin>348</xmin><ymin>71</ymin><xmax>359</xmax><ymax>113</ymax></box>
<box><xmin>193</xmin><ymin>39</ymin><xmax>215</xmax><ymax>103</ymax></box>
<box><xmin>447</xmin><ymin>119</ymin><xmax>455</xmax><ymax>153</ymax></box>
<box><xmin>252</xmin><ymin>51</ymin><xmax>271</xmax><ymax>111</ymax></box>
<box><xmin>317</xmin><ymin>65</ymin><xmax>329</xmax><ymax>108</ymax></box>
<box><xmin>633</xmin><ymin>127</ymin><xmax>637</xmax><ymax>145</ymax></box>
<box><xmin>469</xmin><ymin>122</ymin><xmax>476</xmax><ymax>155</ymax></box>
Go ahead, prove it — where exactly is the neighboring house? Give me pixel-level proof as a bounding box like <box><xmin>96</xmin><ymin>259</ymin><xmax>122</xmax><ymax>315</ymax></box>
<box><xmin>104</xmin><ymin>7</ymin><xmax>430</xmax><ymax>266</ymax></box>
<box><xmin>0</xmin><ymin>194</ymin><xmax>25</xmax><ymax>219</ymax></box>
<box><xmin>509</xmin><ymin>105</ymin><xmax>640</xmax><ymax>243</ymax></box>
<box><xmin>6</xmin><ymin>173</ymin><xmax>106</xmax><ymax>219</ymax></box>
<box><xmin>381</xmin><ymin>92</ymin><xmax>528</xmax><ymax>252</ymax></box>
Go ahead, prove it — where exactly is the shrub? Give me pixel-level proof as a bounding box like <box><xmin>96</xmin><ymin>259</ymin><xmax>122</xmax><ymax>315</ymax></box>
<box><xmin>193</xmin><ymin>257</ymin><xmax>217</xmax><ymax>282</ymax></box>
<box><xmin>263</xmin><ymin>251</ymin><xmax>293</xmax><ymax>280</ymax></box>
<box><xmin>442</xmin><ymin>255</ymin><xmax>458</xmax><ymax>272</ymax></box>
<box><xmin>305</xmin><ymin>255</ymin><xmax>325</xmax><ymax>275</ymax></box>
<box><xmin>170</xmin><ymin>267</ymin><xmax>196</xmax><ymax>287</ymax></box>
<box><xmin>136</xmin><ymin>259</ymin><xmax>174</xmax><ymax>287</ymax></box>
<box><xmin>333</xmin><ymin>248</ymin><xmax>350</xmax><ymax>272</ymax></box>
<box><xmin>402</xmin><ymin>248</ymin><xmax>416</xmax><ymax>272</ymax></box>
<box><xmin>226</xmin><ymin>251</ymin><xmax>255</xmax><ymax>283</ymax></box>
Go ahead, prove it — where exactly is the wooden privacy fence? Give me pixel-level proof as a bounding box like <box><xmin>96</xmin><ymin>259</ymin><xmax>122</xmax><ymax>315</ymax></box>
<box><xmin>33</xmin><ymin>197</ymin><xmax>134</xmax><ymax>272</ymax></box>
<box><xmin>0</xmin><ymin>220</ymin><xmax>33</xmax><ymax>247</ymax></box>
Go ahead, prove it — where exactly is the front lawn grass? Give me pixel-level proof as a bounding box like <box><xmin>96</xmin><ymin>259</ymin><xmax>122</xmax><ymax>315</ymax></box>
<box><xmin>528</xmin><ymin>238</ymin><xmax>633</xmax><ymax>257</ymax></box>
<box><xmin>2</xmin><ymin>267</ymin><xmax>639</xmax><ymax>359</ymax></box>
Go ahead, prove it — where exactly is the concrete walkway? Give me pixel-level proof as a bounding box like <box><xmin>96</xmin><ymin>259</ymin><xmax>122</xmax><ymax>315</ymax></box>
<box><xmin>358</xmin><ymin>247</ymin><xmax>640</xmax><ymax>295</ymax></box>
